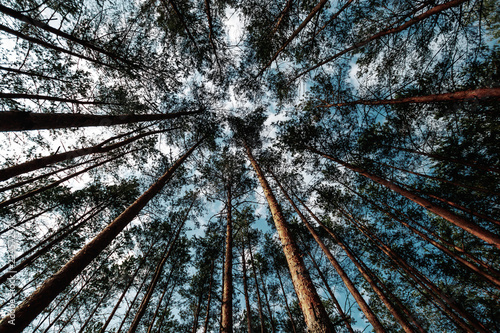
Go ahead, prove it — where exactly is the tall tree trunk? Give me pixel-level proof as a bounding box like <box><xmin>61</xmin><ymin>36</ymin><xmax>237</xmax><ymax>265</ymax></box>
<box><xmin>307</xmin><ymin>146</ymin><xmax>500</xmax><ymax>249</ymax></box>
<box><xmin>0</xmin><ymin>128</ymin><xmax>167</xmax><ymax>181</ymax></box>
<box><xmin>221</xmin><ymin>185</ymin><xmax>233</xmax><ymax>333</ymax></box>
<box><xmin>99</xmin><ymin>240</ymin><xmax>157</xmax><ymax>333</ymax></box>
<box><xmin>292</xmin><ymin>0</ymin><xmax>467</xmax><ymax>81</ymax></box>
<box><xmin>0</xmin><ymin>109</ymin><xmax>198</xmax><ymax>132</ymax></box>
<box><xmin>203</xmin><ymin>0</ymin><xmax>221</xmax><ymax>69</ymax></box>
<box><xmin>0</xmin><ymin>203</ymin><xmax>61</xmax><ymax>236</ymax></box>
<box><xmin>247</xmin><ymin>235</ymin><xmax>266</xmax><ymax>333</ymax></box>
<box><xmin>202</xmin><ymin>258</ymin><xmax>215</xmax><ymax>333</ymax></box>
<box><xmin>257</xmin><ymin>0</ymin><xmax>329</xmax><ymax>77</ymax></box>
<box><xmin>297</xmin><ymin>197</ymin><xmax>425</xmax><ymax>333</ymax></box>
<box><xmin>0</xmin><ymin>139</ymin><xmax>203</xmax><ymax>333</ymax></box>
<box><xmin>318</xmin><ymin>88</ymin><xmax>500</xmax><ymax>108</ymax></box>
<box><xmin>270</xmin><ymin>0</ymin><xmax>294</xmax><ymax>35</ymax></box>
<box><xmin>147</xmin><ymin>260</ymin><xmax>179</xmax><ymax>333</ymax></box>
<box><xmin>343</xmin><ymin>184</ymin><xmax>500</xmax><ymax>289</ymax></box>
<box><xmin>155</xmin><ymin>283</ymin><xmax>178</xmax><ymax>332</ymax></box>
<box><xmin>191</xmin><ymin>289</ymin><xmax>204</xmax><ymax>333</ymax></box>
<box><xmin>128</xmin><ymin>197</ymin><xmax>196</xmax><ymax>333</ymax></box>
<box><xmin>0</xmin><ymin>92</ymin><xmax>121</xmax><ymax>105</ymax></box>
<box><xmin>383</xmin><ymin>144</ymin><xmax>500</xmax><ymax>174</ymax></box>
<box><xmin>275</xmin><ymin>267</ymin><xmax>297</xmax><ymax>333</ymax></box>
<box><xmin>304</xmin><ymin>250</ymin><xmax>355</xmax><ymax>333</ymax></box>
<box><xmin>0</xmin><ymin>23</ymin><xmax>116</xmax><ymax>69</ymax></box>
<box><xmin>270</xmin><ymin>171</ymin><xmax>385</xmax><ymax>332</ymax></box>
<box><xmin>0</xmin><ymin>65</ymin><xmax>71</xmax><ymax>83</ymax></box>
<box><xmin>0</xmin><ymin>151</ymin><xmax>130</xmax><ymax>209</ymax></box>
<box><xmin>341</xmin><ymin>207</ymin><xmax>490</xmax><ymax>333</ymax></box>
<box><xmin>0</xmin><ymin>204</ymin><xmax>105</xmax><ymax>283</ymax></box>
<box><xmin>0</xmin><ymin>4</ymin><xmax>139</xmax><ymax>68</ymax></box>
<box><xmin>241</xmin><ymin>246</ymin><xmax>254</xmax><ymax>333</ymax></box>
<box><xmin>244</xmin><ymin>141</ymin><xmax>334</xmax><ymax>333</ymax></box>
<box><xmin>257</xmin><ymin>265</ymin><xmax>276</xmax><ymax>333</ymax></box>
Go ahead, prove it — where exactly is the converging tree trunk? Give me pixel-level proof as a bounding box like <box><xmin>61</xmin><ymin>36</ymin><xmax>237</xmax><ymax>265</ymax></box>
<box><xmin>0</xmin><ymin>139</ymin><xmax>203</xmax><ymax>333</ymax></box>
<box><xmin>244</xmin><ymin>141</ymin><xmax>334</xmax><ymax>333</ymax></box>
<box><xmin>221</xmin><ymin>184</ymin><xmax>234</xmax><ymax>333</ymax></box>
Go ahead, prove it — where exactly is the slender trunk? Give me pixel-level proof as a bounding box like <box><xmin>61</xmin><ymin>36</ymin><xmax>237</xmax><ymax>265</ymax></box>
<box><xmin>99</xmin><ymin>240</ymin><xmax>157</xmax><ymax>333</ymax></box>
<box><xmin>0</xmin><ymin>4</ymin><xmax>139</xmax><ymax>68</ymax></box>
<box><xmin>0</xmin><ymin>128</ymin><xmax>166</xmax><ymax>181</ymax></box>
<box><xmin>191</xmin><ymin>290</ymin><xmax>204</xmax><ymax>333</ymax></box>
<box><xmin>147</xmin><ymin>260</ymin><xmax>178</xmax><ymax>333</ymax></box>
<box><xmin>0</xmin><ymin>23</ymin><xmax>116</xmax><ymax>69</ymax></box>
<box><xmin>292</xmin><ymin>0</ymin><xmax>467</xmax><ymax>81</ymax></box>
<box><xmin>0</xmin><ymin>92</ymin><xmax>121</xmax><ymax>105</ymax></box>
<box><xmin>374</xmin><ymin>159</ymin><xmax>499</xmax><ymax>196</ymax></box>
<box><xmin>319</xmin><ymin>88</ymin><xmax>500</xmax><ymax>108</ymax></box>
<box><xmin>308</xmin><ymin>146</ymin><xmax>500</xmax><ymax>249</ymax></box>
<box><xmin>77</xmin><ymin>283</ymin><xmax>114</xmax><ymax>333</ymax></box>
<box><xmin>116</xmin><ymin>269</ymin><xmax>152</xmax><ymax>333</ymax></box>
<box><xmin>343</xmin><ymin>184</ymin><xmax>500</xmax><ymax>289</ymax></box>
<box><xmin>303</xmin><ymin>0</ymin><xmax>354</xmax><ymax>40</ymax></box>
<box><xmin>204</xmin><ymin>0</ymin><xmax>221</xmax><ymax>69</ymax></box>
<box><xmin>0</xmin><ymin>204</ymin><xmax>105</xmax><ymax>282</ymax></box>
<box><xmin>155</xmin><ymin>284</ymin><xmax>177</xmax><ymax>332</ymax></box>
<box><xmin>257</xmin><ymin>265</ymin><xmax>276</xmax><ymax>333</ymax></box>
<box><xmin>0</xmin><ymin>269</ymin><xmax>47</xmax><ymax>310</ymax></box>
<box><xmin>0</xmin><ymin>110</ymin><xmax>198</xmax><ymax>132</ymax></box>
<box><xmin>162</xmin><ymin>0</ymin><xmax>200</xmax><ymax>53</ymax></box>
<box><xmin>270</xmin><ymin>0</ymin><xmax>294</xmax><ymax>35</ymax></box>
<box><xmin>341</xmin><ymin>207</ymin><xmax>491</xmax><ymax>333</ymax></box>
<box><xmin>257</xmin><ymin>0</ymin><xmax>329</xmax><ymax>77</ymax></box>
<box><xmin>241</xmin><ymin>246</ymin><xmax>254</xmax><ymax>333</ymax></box>
<box><xmin>275</xmin><ymin>267</ymin><xmax>297</xmax><ymax>333</ymax></box>
<box><xmin>396</xmin><ymin>180</ymin><xmax>500</xmax><ymax>226</ymax></box>
<box><xmin>128</xmin><ymin>197</ymin><xmax>196</xmax><ymax>333</ymax></box>
<box><xmin>0</xmin><ymin>203</ymin><xmax>61</xmax><ymax>236</ymax></box>
<box><xmin>384</xmin><ymin>144</ymin><xmax>500</xmax><ymax>174</ymax></box>
<box><xmin>0</xmin><ymin>151</ymin><xmax>130</xmax><ymax>209</ymax></box>
<box><xmin>202</xmin><ymin>258</ymin><xmax>215</xmax><ymax>333</ymax></box>
<box><xmin>221</xmin><ymin>185</ymin><xmax>233</xmax><ymax>333</ymax></box>
<box><xmin>248</xmin><ymin>236</ymin><xmax>265</xmax><ymax>333</ymax></box>
<box><xmin>244</xmin><ymin>141</ymin><xmax>334</xmax><ymax>333</ymax></box>
<box><xmin>305</xmin><ymin>250</ymin><xmax>355</xmax><ymax>333</ymax></box>
<box><xmin>0</xmin><ymin>139</ymin><xmax>202</xmax><ymax>333</ymax></box>
<box><xmin>0</xmin><ymin>65</ymin><xmax>71</xmax><ymax>83</ymax></box>
<box><xmin>270</xmin><ymin>171</ymin><xmax>385</xmax><ymax>332</ymax></box>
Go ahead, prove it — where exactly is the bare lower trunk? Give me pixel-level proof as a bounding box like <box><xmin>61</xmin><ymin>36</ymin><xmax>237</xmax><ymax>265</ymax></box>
<box><xmin>221</xmin><ymin>185</ymin><xmax>233</xmax><ymax>333</ymax></box>
<box><xmin>202</xmin><ymin>259</ymin><xmax>215</xmax><ymax>333</ymax></box>
<box><xmin>244</xmin><ymin>142</ymin><xmax>334</xmax><ymax>332</ymax></box>
<box><xmin>275</xmin><ymin>267</ymin><xmax>297</xmax><ymax>333</ymax></box>
<box><xmin>241</xmin><ymin>246</ymin><xmax>254</xmax><ymax>333</ymax></box>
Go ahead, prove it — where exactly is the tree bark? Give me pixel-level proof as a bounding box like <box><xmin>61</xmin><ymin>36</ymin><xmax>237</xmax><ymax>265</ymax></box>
<box><xmin>257</xmin><ymin>265</ymin><xmax>276</xmax><ymax>333</ymax></box>
<box><xmin>147</xmin><ymin>260</ymin><xmax>178</xmax><ymax>333</ymax></box>
<box><xmin>247</xmin><ymin>235</ymin><xmax>266</xmax><ymax>333</ymax></box>
<box><xmin>0</xmin><ymin>139</ymin><xmax>203</xmax><ymax>333</ymax></box>
<box><xmin>244</xmin><ymin>141</ymin><xmax>334</xmax><ymax>333</ymax></box>
<box><xmin>257</xmin><ymin>0</ymin><xmax>329</xmax><ymax>77</ymax></box>
<box><xmin>318</xmin><ymin>88</ymin><xmax>500</xmax><ymax>108</ymax></box>
<box><xmin>241</xmin><ymin>246</ymin><xmax>254</xmax><ymax>333</ymax></box>
<box><xmin>0</xmin><ymin>128</ymin><xmax>166</xmax><ymax>181</ymax></box>
<box><xmin>0</xmin><ymin>92</ymin><xmax>121</xmax><ymax>105</ymax></box>
<box><xmin>307</xmin><ymin>146</ymin><xmax>500</xmax><ymax>249</ymax></box>
<box><xmin>275</xmin><ymin>267</ymin><xmax>297</xmax><ymax>333</ymax></box>
<box><xmin>202</xmin><ymin>258</ymin><xmax>215</xmax><ymax>333</ymax></box>
<box><xmin>341</xmin><ymin>207</ymin><xmax>491</xmax><ymax>333</ymax></box>
<box><xmin>128</xmin><ymin>197</ymin><xmax>196</xmax><ymax>333</ymax></box>
<box><xmin>0</xmin><ymin>109</ymin><xmax>199</xmax><ymax>132</ymax></box>
<box><xmin>221</xmin><ymin>185</ymin><xmax>233</xmax><ymax>333</ymax></box>
<box><xmin>292</xmin><ymin>0</ymin><xmax>467</xmax><ymax>81</ymax></box>
<box><xmin>270</xmin><ymin>171</ymin><xmax>385</xmax><ymax>332</ymax></box>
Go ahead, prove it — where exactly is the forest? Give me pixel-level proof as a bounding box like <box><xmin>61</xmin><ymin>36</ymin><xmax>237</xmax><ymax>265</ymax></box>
<box><xmin>0</xmin><ymin>0</ymin><xmax>499</xmax><ymax>332</ymax></box>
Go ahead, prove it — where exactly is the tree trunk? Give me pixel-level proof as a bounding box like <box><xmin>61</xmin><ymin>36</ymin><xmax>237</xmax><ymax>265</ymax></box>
<box><xmin>0</xmin><ymin>109</ymin><xmax>198</xmax><ymax>132</ymax></box>
<box><xmin>204</xmin><ymin>0</ymin><xmax>221</xmax><ymax>69</ymax></box>
<box><xmin>0</xmin><ymin>92</ymin><xmax>121</xmax><ymax>105</ymax></box>
<box><xmin>275</xmin><ymin>267</ymin><xmax>297</xmax><ymax>333</ymax></box>
<box><xmin>247</xmin><ymin>235</ymin><xmax>266</xmax><ymax>333</ymax></box>
<box><xmin>307</xmin><ymin>146</ymin><xmax>500</xmax><ymax>249</ymax></box>
<box><xmin>0</xmin><ymin>150</ymin><xmax>130</xmax><ymax>209</ymax></box>
<box><xmin>270</xmin><ymin>0</ymin><xmax>294</xmax><ymax>35</ymax></box>
<box><xmin>305</xmin><ymin>250</ymin><xmax>355</xmax><ymax>333</ymax></box>
<box><xmin>202</xmin><ymin>258</ymin><xmax>215</xmax><ymax>333</ymax></box>
<box><xmin>147</xmin><ymin>260</ymin><xmax>178</xmax><ymax>333</ymax></box>
<box><xmin>341</xmin><ymin>207</ymin><xmax>490</xmax><ymax>333</ymax></box>
<box><xmin>292</xmin><ymin>0</ymin><xmax>467</xmax><ymax>81</ymax></box>
<box><xmin>162</xmin><ymin>0</ymin><xmax>200</xmax><ymax>53</ymax></box>
<box><xmin>303</xmin><ymin>0</ymin><xmax>354</xmax><ymax>40</ymax></box>
<box><xmin>0</xmin><ymin>23</ymin><xmax>116</xmax><ymax>69</ymax></box>
<box><xmin>318</xmin><ymin>88</ymin><xmax>500</xmax><ymax>108</ymax></box>
<box><xmin>270</xmin><ymin>170</ymin><xmax>385</xmax><ymax>332</ymax></box>
<box><xmin>244</xmin><ymin>141</ymin><xmax>334</xmax><ymax>333</ymax></box>
<box><xmin>257</xmin><ymin>265</ymin><xmax>276</xmax><ymax>333</ymax></box>
<box><xmin>0</xmin><ymin>4</ymin><xmax>139</xmax><ymax>68</ymax></box>
<box><xmin>128</xmin><ymin>197</ymin><xmax>196</xmax><ymax>333</ymax></box>
<box><xmin>241</xmin><ymin>246</ymin><xmax>254</xmax><ymax>333</ymax></box>
<box><xmin>99</xmin><ymin>240</ymin><xmax>157</xmax><ymax>333</ymax></box>
<box><xmin>257</xmin><ymin>0</ymin><xmax>329</xmax><ymax>77</ymax></box>
<box><xmin>0</xmin><ymin>139</ymin><xmax>202</xmax><ymax>333</ymax></box>
<box><xmin>0</xmin><ymin>128</ymin><xmax>167</xmax><ymax>181</ymax></box>
<box><xmin>0</xmin><ymin>65</ymin><xmax>71</xmax><ymax>83</ymax></box>
<box><xmin>0</xmin><ymin>203</ymin><xmax>61</xmax><ymax>236</ymax></box>
<box><xmin>383</xmin><ymin>144</ymin><xmax>500</xmax><ymax>174</ymax></box>
<box><xmin>221</xmin><ymin>185</ymin><xmax>233</xmax><ymax>333</ymax></box>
